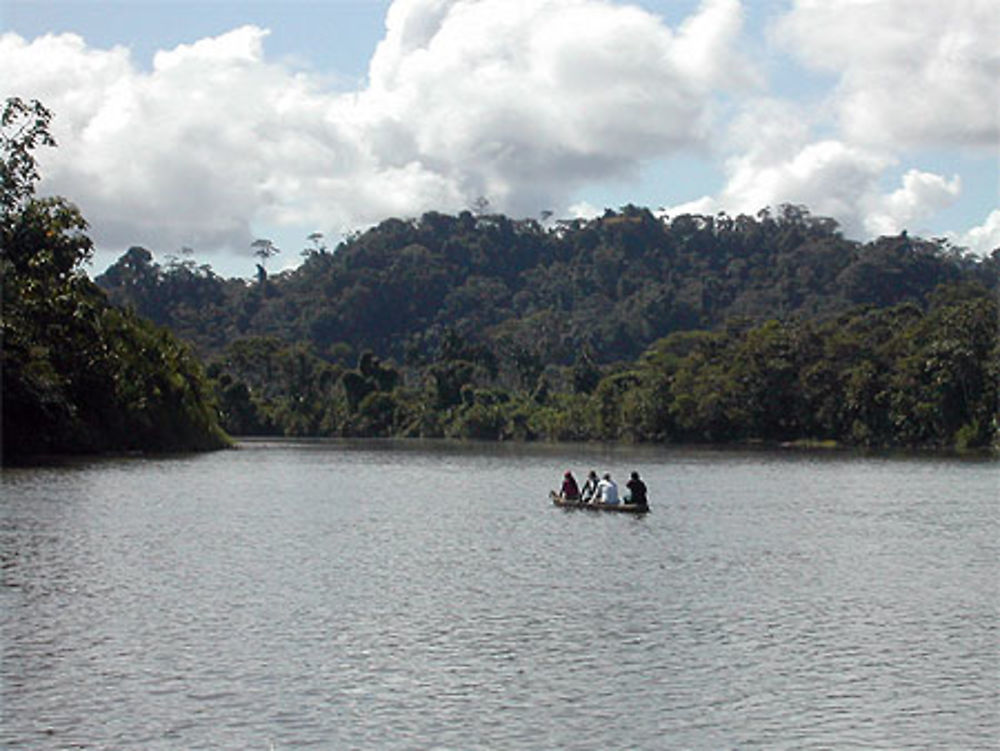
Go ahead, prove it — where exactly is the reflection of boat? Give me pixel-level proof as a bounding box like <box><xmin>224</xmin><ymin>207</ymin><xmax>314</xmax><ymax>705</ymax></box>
<box><xmin>550</xmin><ymin>491</ymin><xmax>650</xmax><ymax>514</ymax></box>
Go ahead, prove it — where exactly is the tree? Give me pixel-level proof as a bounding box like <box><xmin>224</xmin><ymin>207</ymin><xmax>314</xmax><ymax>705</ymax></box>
<box><xmin>1</xmin><ymin>98</ymin><xmax>228</xmax><ymax>458</ymax></box>
<box><xmin>571</xmin><ymin>349</ymin><xmax>601</xmax><ymax>394</ymax></box>
<box><xmin>1</xmin><ymin>98</ymin><xmax>56</xmax><ymax>214</ymax></box>
<box><xmin>471</xmin><ymin>196</ymin><xmax>491</xmax><ymax>216</ymax></box>
<box><xmin>303</xmin><ymin>231</ymin><xmax>327</xmax><ymax>258</ymax></box>
<box><xmin>251</xmin><ymin>238</ymin><xmax>280</xmax><ymax>284</ymax></box>
<box><xmin>252</xmin><ymin>237</ymin><xmax>280</xmax><ymax>265</ymax></box>
<box><xmin>1</xmin><ymin>98</ymin><xmax>92</xmax><ymax>278</ymax></box>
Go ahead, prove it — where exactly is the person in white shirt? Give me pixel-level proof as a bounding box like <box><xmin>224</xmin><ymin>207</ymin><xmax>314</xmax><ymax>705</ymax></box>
<box><xmin>596</xmin><ymin>473</ymin><xmax>619</xmax><ymax>505</ymax></box>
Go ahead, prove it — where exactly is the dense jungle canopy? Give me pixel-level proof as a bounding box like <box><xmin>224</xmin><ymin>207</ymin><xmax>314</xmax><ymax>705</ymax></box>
<box><xmin>99</xmin><ymin>204</ymin><xmax>996</xmax><ymax>368</ymax></box>
<box><xmin>97</xmin><ymin>202</ymin><xmax>999</xmax><ymax>451</ymax></box>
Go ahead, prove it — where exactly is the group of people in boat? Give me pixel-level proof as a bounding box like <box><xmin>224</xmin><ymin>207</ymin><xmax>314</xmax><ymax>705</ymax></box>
<box><xmin>559</xmin><ymin>469</ymin><xmax>648</xmax><ymax>508</ymax></box>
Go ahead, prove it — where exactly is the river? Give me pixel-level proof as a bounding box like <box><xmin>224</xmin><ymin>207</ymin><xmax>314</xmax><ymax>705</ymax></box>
<box><xmin>2</xmin><ymin>440</ymin><xmax>997</xmax><ymax>749</ymax></box>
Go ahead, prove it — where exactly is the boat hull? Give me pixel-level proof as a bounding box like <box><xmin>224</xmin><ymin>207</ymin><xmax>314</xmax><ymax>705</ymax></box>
<box><xmin>550</xmin><ymin>491</ymin><xmax>649</xmax><ymax>514</ymax></box>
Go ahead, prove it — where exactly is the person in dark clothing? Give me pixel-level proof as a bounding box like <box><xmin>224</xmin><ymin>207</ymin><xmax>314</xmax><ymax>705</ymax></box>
<box><xmin>579</xmin><ymin>470</ymin><xmax>600</xmax><ymax>502</ymax></box>
<box><xmin>625</xmin><ymin>471</ymin><xmax>648</xmax><ymax>508</ymax></box>
<box><xmin>560</xmin><ymin>471</ymin><xmax>581</xmax><ymax>501</ymax></box>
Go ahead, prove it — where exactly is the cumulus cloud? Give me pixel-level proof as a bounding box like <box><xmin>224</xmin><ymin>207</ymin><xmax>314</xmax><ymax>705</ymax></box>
<box><xmin>726</xmin><ymin>140</ymin><xmax>891</xmax><ymax>233</ymax></box>
<box><xmin>955</xmin><ymin>209</ymin><xmax>1000</xmax><ymax>256</ymax></box>
<box><xmin>1</xmin><ymin>26</ymin><xmax>326</xmax><ymax>251</ymax></box>
<box><xmin>664</xmin><ymin>132</ymin><xmax>962</xmax><ymax>241</ymax></box>
<box><xmin>774</xmin><ymin>0</ymin><xmax>1000</xmax><ymax>148</ymax></box>
<box><xmin>3</xmin><ymin>0</ymin><xmax>993</xmax><ymax>266</ymax></box>
<box><xmin>360</xmin><ymin>0</ymin><xmax>753</xmax><ymax>211</ymax></box>
<box><xmin>864</xmin><ymin>169</ymin><xmax>962</xmax><ymax>237</ymax></box>
<box><xmin>0</xmin><ymin>0</ymin><xmax>752</xmax><ymax>260</ymax></box>
<box><xmin>662</xmin><ymin>0</ymin><xmax>993</xmax><ymax>247</ymax></box>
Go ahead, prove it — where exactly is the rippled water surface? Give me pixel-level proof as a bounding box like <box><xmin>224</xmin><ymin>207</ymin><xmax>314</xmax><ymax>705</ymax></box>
<box><xmin>2</xmin><ymin>441</ymin><xmax>997</xmax><ymax>749</ymax></box>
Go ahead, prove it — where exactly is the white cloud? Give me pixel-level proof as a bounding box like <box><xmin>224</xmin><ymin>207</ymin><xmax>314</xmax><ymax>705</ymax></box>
<box><xmin>659</xmin><ymin>0</ymin><xmax>994</xmax><ymax>242</ymax></box>
<box><xmin>954</xmin><ymin>209</ymin><xmax>1000</xmax><ymax>256</ymax></box>
<box><xmin>0</xmin><ymin>0</ymin><xmax>753</xmax><ymax>261</ymax></box>
<box><xmin>703</xmin><ymin>100</ymin><xmax>874</xmax><ymax>223</ymax></box>
<box><xmin>662</xmin><ymin>135</ymin><xmax>963</xmax><ymax>241</ymax></box>
<box><xmin>2</xmin><ymin>26</ymin><xmax>319</xmax><ymax>252</ymax></box>
<box><xmin>361</xmin><ymin>0</ymin><xmax>753</xmax><ymax>210</ymax></box>
<box><xmin>774</xmin><ymin>0</ymin><xmax>1000</xmax><ymax>148</ymax></box>
<box><xmin>726</xmin><ymin>140</ymin><xmax>890</xmax><ymax>231</ymax></box>
<box><xmin>567</xmin><ymin>200</ymin><xmax>602</xmax><ymax>220</ymax></box>
<box><xmin>864</xmin><ymin>169</ymin><xmax>961</xmax><ymax>237</ymax></box>
<box><xmin>656</xmin><ymin>195</ymin><xmax>715</xmax><ymax>219</ymax></box>
<box><xmin>3</xmin><ymin>0</ymin><xmax>992</xmax><ymax>269</ymax></box>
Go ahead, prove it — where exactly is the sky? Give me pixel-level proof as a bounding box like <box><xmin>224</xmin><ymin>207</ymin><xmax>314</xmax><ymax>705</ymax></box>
<box><xmin>2</xmin><ymin>0</ymin><xmax>998</xmax><ymax>278</ymax></box>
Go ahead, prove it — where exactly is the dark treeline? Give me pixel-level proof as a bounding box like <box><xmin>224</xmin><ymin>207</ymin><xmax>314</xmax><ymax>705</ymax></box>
<box><xmin>96</xmin><ymin>205</ymin><xmax>998</xmax><ymax>451</ymax></box>
<box><xmin>1</xmin><ymin>98</ymin><xmax>229</xmax><ymax>460</ymax></box>
<box><xmin>186</xmin><ymin>286</ymin><xmax>995</xmax><ymax>450</ymax></box>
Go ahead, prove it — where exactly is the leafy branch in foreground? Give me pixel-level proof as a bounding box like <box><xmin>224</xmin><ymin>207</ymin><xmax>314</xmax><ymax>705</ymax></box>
<box><xmin>1</xmin><ymin>97</ymin><xmax>56</xmax><ymax>214</ymax></box>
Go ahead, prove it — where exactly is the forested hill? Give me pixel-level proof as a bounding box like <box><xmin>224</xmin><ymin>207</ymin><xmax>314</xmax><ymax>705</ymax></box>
<box><xmin>96</xmin><ymin>204</ymin><xmax>997</xmax><ymax>368</ymax></box>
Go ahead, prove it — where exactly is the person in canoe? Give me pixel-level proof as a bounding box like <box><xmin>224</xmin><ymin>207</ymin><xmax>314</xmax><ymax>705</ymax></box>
<box><xmin>580</xmin><ymin>470</ymin><xmax>600</xmax><ymax>502</ymax></box>
<box><xmin>625</xmin><ymin>471</ymin><xmax>648</xmax><ymax>509</ymax></box>
<box><xmin>596</xmin><ymin>473</ymin><xmax>619</xmax><ymax>505</ymax></box>
<box><xmin>559</xmin><ymin>471</ymin><xmax>581</xmax><ymax>501</ymax></box>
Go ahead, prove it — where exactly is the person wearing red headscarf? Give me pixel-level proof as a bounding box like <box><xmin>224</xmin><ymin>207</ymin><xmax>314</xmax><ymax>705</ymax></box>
<box><xmin>560</xmin><ymin>471</ymin><xmax>581</xmax><ymax>501</ymax></box>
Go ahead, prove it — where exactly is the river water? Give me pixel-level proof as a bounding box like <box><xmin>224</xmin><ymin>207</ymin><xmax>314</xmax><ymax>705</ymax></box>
<box><xmin>1</xmin><ymin>440</ymin><xmax>997</xmax><ymax>749</ymax></box>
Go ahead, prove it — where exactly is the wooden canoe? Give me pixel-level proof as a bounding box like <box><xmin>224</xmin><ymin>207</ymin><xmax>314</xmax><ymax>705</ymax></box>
<box><xmin>550</xmin><ymin>490</ymin><xmax>650</xmax><ymax>514</ymax></box>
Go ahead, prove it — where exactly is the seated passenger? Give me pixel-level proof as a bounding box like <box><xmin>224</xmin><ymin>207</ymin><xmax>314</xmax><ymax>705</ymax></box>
<box><xmin>625</xmin><ymin>471</ymin><xmax>648</xmax><ymax>508</ymax></box>
<box><xmin>580</xmin><ymin>470</ymin><xmax>600</xmax><ymax>502</ymax></box>
<box><xmin>560</xmin><ymin>471</ymin><xmax>580</xmax><ymax>501</ymax></box>
<box><xmin>597</xmin><ymin>473</ymin><xmax>619</xmax><ymax>505</ymax></box>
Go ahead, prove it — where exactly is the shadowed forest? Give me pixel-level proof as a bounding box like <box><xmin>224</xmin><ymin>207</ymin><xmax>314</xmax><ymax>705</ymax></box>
<box><xmin>96</xmin><ymin>205</ymin><xmax>998</xmax><ymax>451</ymax></box>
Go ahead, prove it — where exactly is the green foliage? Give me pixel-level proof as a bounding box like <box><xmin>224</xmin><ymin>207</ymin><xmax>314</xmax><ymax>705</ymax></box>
<box><xmin>1</xmin><ymin>97</ymin><xmax>229</xmax><ymax>459</ymax></box>
<box><xmin>612</xmin><ymin>285</ymin><xmax>998</xmax><ymax>449</ymax></box>
<box><xmin>105</xmin><ymin>199</ymin><xmax>992</xmax><ymax>451</ymax></box>
<box><xmin>1</xmin><ymin>98</ymin><xmax>56</xmax><ymax>214</ymax></box>
<box><xmin>195</xmin><ymin>283</ymin><xmax>995</xmax><ymax>450</ymax></box>
<box><xmin>206</xmin><ymin>337</ymin><xmax>345</xmax><ymax>437</ymax></box>
<box><xmin>571</xmin><ymin>349</ymin><xmax>601</xmax><ymax>394</ymax></box>
<box><xmin>69</xmin><ymin>120</ymin><xmax>998</xmax><ymax>452</ymax></box>
<box><xmin>98</xmin><ymin>204</ymin><xmax>996</xmax><ymax>384</ymax></box>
